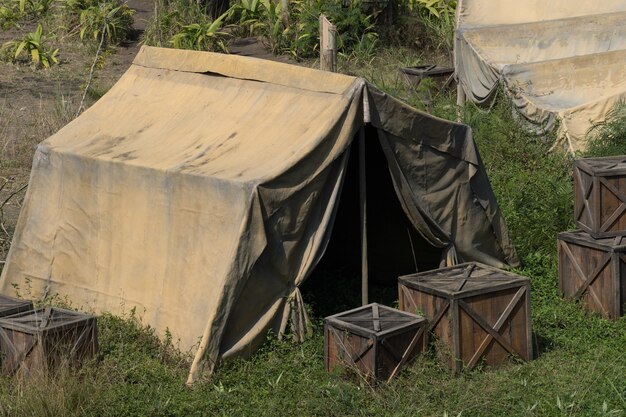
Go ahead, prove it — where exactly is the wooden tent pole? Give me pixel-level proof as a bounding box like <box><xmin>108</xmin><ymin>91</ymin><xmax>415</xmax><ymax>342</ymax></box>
<box><xmin>456</xmin><ymin>82</ymin><xmax>465</xmax><ymax>122</ymax></box>
<box><xmin>359</xmin><ymin>126</ymin><xmax>368</xmax><ymax>305</ymax></box>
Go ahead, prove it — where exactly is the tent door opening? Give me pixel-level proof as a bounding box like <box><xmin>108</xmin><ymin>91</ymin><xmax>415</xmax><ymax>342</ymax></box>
<box><xmin>301</xmin><ymin>125</ymin><xmax>442</xmax><ymax>317</ymax></box>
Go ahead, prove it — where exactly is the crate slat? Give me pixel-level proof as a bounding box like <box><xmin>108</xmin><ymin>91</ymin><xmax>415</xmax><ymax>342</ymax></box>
<box><xmin>0</xmin><ymin>307</ymin><xmax>98</xmax><ymax>377</ymax></box>
<box><xmin>558</xmin><ymin>230</ymin><xmax>626</xmax><ymax>318</ymax></box>
<box><xmin>398</xmin><ymin>262</ymin><xmax>532</xmax><ymax>373</ymax></box>
<box><xmin>324</xmin><ymin>303</ymin><xmax>428</xmax><ymax>382</ymax></box>
<box><xmin>574</xmin><ymin>156</ymin><xmax>626</xmax><ymax>238</ymax></box>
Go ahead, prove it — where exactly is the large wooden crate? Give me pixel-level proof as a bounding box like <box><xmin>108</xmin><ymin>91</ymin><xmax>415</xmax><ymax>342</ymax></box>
<box><xmin>398</xmin><ymin>262</ymin><xmax>532</xmax><ymax>373</ymax></box>
<box><xmin>574</xmin><ymin>156</ymin><xmax>626</xmax><ymax>238</ymax></box>
<box><xmin>558</xmin><ymin>230</ymin><xmax>626</xmax><ymax>319</ymax></box>
<box><xmin>0</xmin><ymin>307</ymin><xmax>98</xmax><ymax>376</ymax></box>
<box><xmin>0</xmin><ymin>294</ymin><xmax>33</xmax><ymax>318</ymax></box>
<box><xmin>324</xmin><ymin>303</ymin><xmax>428</xmax><ymax>382</ymax></box>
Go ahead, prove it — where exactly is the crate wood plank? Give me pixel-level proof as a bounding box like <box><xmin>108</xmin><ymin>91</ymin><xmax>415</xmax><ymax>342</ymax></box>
<box><xmin>0</xmin><ymin>295</ymin><xmax>33</xmax><ymax>318</ymax></box>
<box><xmin>324</xmin><ymin>303</ymin><xmax>427</xmax><ymax>382</ymax></box>
<box><xmin>558</xmin><ymin>230</ymin><xmax>626</xmax><ymax>318</ymax></box>
<box><xmin>0</xmin><ymin>307</ymin><xmax>98</xmax><ymax>377</ymax></box>
<box><xmin>574</xmin><ymin>157</ymin><xmax>626</xmax><ymax>237</ymax></box>
<box><xmin>398</xmin><ymin>262</ymin><xmax>532</xmax><ymax>373</ymax></box>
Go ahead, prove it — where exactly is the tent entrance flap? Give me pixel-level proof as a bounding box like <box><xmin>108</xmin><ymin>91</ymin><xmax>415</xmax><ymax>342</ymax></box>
<box><xmin>302</xmin><ymin>126</ymin><xmax>442</xmax><ymax>315</ymax></box>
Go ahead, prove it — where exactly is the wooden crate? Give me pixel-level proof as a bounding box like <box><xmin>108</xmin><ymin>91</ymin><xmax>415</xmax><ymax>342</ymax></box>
<box><xmin>0</xmin><ymin>307</ymin><xmax>98</xmax><ymax>376</ymax></box>
<box><xmin>398</xmin><ymin>262</ymin><xmax>532</xmax><ymax>373</ymax></box>
<box><xmin>324</xmin><ymin>303</ymin><xmax>428</xmax><ymax>382</ymax></box>
<box><xmin>558</xmin><ymin>230</ymin><xmax>626</xmax><ymax>319</ymax></box>
<box><xmin>574</xmin><ymin>156</ymin><xmax>626</xmax><ymax>238</ymax></box>
<box><xmin>0</xmin><ymin>294</ymin><xmax>33</xmax><ymax>318</ymax></box>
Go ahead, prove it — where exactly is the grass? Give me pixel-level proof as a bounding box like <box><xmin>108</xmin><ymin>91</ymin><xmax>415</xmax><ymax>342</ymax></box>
<box><xmin>1</xmin><ymin>3</ymin><xmax>626</xmax><ymax>416</ymax></box>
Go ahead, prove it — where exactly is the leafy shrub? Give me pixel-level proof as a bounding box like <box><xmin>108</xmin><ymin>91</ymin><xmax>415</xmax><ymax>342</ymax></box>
<box><xmin>584</xmin><ymin>101</ymin><xmax>626</xmax><ymax>157</ymax></box>
<box><xmin>0</xmin><ymin>0</ymin><xmax>54</xmax><ymax>26</ymax></box>
<box><xmin>61</xmin><ymin>0</ymin><xmax>134</xmax><ymax>45</ymax></box>
<box><xmin>17</xmin><ymin>0</ymin><xmax>54</xmax><ymax>18</ymax></box>
<box><xmin>144</xmin><ymin>0</ymin><xmax>229</xmax><ymax>51</ymax></box>
<box><xmin>225</xmin><ymin>0</ymin><xmax>378</xmax><ymax>60</ymax></box>
<box><xmin>1</xmin><ymin>23</ymin><xmax>59</xmax><ymax>68</ymax></box>
<box><xmin>170</xmin><ymin>12</ymin><xmax>228</xmax><ymax>52</ymax></box>
<box><xmin>0</xmin><ymin>5</ymin><xmax>21</xmax><ymax>29</ymax></box>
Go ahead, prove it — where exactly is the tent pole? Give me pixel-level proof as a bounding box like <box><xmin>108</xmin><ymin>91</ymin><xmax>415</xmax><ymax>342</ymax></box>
<box><xmin>456</xmin><ymin>82</ymin><xmax>465</xmax><ymax>122</ymax></box>
<box><xmin>359</xmin><ymin>126</ymin><xmax>368</xmax><ymax>305</ymax></box>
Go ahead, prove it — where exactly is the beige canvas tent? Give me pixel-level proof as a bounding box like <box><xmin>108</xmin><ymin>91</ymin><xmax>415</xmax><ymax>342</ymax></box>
<box><xmin>455</xmin><ymin>0</ymin><xmax>626</xmax><ymax>152</ymax></box>
<box><xmin>0</xmin><ymin>46</ymin><xmax>517</xmax><ymax>383</ymax></box>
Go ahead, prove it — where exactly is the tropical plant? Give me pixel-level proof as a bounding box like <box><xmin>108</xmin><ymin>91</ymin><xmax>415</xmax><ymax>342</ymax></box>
<box><xmin>144</xmin><ymin>0</ymin><xmax>218</xmax><ymax>47</ymax></box>
<box><xmin>61</xmin><ymin>0</ymin><xmax>134</xmax><ymax>45</ymax></box>
<box><xmin>2</xmin><ymin>23</ymin><xmax>58</xmax><ymax>68</ymax></box>
<box><xmin>409</xmin><ymin>0</ymin><xmax>456</xmax><ymax>18</ymax></box>
<box><xmin>227</xmin><ymin>0</ymin><xmax>266</xmax><ymax>36</ymax></box>
<box><xmin>170</xmin><ymin>11</ymin><xmax>228</xmax><ymax>52</ymax></box>
<box><xmin>17</xmin><ymin>0</ymin><xmax>54</xmax><ymax>18</ymax></box>
<box><xmin>585</xmin><ymin>101</ymin><xmax>626</xmax><ymax>157</ymax></box>
<box><xmin>0</xmin><ymin>5</ymin><xmax>21</xmax><ymax>29</ymax></box>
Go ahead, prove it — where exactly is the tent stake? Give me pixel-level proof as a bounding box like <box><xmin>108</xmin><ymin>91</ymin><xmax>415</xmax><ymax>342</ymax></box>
<box><xmin>359</xmin><ymin>127</ymin><xmax>368</xmax><ymax>305</ymax></box>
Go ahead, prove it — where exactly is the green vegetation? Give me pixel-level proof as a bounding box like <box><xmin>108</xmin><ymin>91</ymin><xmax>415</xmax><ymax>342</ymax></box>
<box><xmin>1</xmin><ymin>0</ymin><xmax>626</xmax><ymax>415</ymax></box>
<box><xmin>1</xmin><ymin>23</ymin><xmax>58</xmax><ymax>67</ymax></box>
<box><xmin>170</xmin><ymin>12</ymin><xmax>228</xmax><ymax>51</ymax></box>
<box><xmin>64</xmin><ymin>0</ymin><xmax>135</xmax><ymax>45</ymax></box>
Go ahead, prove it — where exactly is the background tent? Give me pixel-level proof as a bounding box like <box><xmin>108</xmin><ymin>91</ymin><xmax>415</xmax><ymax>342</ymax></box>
<box><xmin>0</xmin><ymin>46</ymin><xmax>517</xmax><ymax>383</ymax></box>
<box><xmin>455</xmin><ymin>0</ymin><xmax>626</xmax><ymax>152</ymax></box>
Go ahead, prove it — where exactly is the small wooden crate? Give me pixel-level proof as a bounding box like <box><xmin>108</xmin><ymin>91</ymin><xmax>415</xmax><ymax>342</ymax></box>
<box><xmin>0</xmin><ymin>294</ymin><xmax>33</xmax><ymax>318</ymax></box>
<box><xmin>324</xmin><ymin>303</ymin><xmax>428</xmax><ymax>382</ymax></box>
<box><xmin>574</xmin><ymin>156</ymin><xmax>626</xmax><ymax>238</ymax></box>
<box><xmin>558</xmin><ymin>230</ymin><xmax>626</xmax><ymax>319</ymax></box>
<box><xmin>0</xmin><ymin>307</ymin><xmax>98</xmax><ymax>376</ymax></box>
<box><xmin>398</xmin><ymin>262</ymin><xmax>532</xmax><ymax>373</ymax></box>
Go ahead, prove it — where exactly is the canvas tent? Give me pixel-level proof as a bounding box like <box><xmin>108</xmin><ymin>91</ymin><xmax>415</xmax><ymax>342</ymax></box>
<box><xmin>455</xmin><ymin>0</ymin><xmax>626</xmax><ymax>152</ymax></box>
<box><xmin>0</xmin><ymin>46</ymin><xmax>517</xmax><ymax>383</ymax></box>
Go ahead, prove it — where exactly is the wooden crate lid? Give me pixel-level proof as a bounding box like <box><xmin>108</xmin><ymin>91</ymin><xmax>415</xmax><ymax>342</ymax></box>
<box><xmin>0</xmin><ymin>294</ymin><xmax>33</xmax><ymax>317</ymax></box>
<box><xmin>325</xmin><ymin>303</ymin><xmax>426</xmax><ymax>338</ymax></box>
<box><xmin>0</xmin><ymin>306</ymin><xmax>95</xmax><ymax>334</ymax></box>
<box><xmin>558</xmin><ymin>230</ymin><xmax>626</xmax><ymax>252</ymax></box>
<box><xmin>398</xmin><ymin>262</ymin><xmax>529</xmax><ymax>298</ymax></box>
<box><xmin>575</xmin><ymin>156</ymin><xmax>626</xmax><ymax>176</ymax></box>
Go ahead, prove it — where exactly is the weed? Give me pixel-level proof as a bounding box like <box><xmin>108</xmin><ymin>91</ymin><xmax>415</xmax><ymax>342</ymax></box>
<box><xmin>170</xmin><ymin>11</ymin><xmax>228</xmax><ymax>52</ymax></box>
<box><xmin>584</xmin><ymin>100</ymin><xmax>626</xmax><ymax>157</ymax></box>
<box><xmin>143</xmin><ymin>0</ymin><xmax>217</xmax><ymax>48</ymax></box>
<box><xmin>61</xmin><ymin>0</ymin><xmax>134</xmax><ymax>46</ymax></box>
<box><xmin>1</xmin><ymin>23</ymin><xmax>59</xmax><ymax>68</ymax></box>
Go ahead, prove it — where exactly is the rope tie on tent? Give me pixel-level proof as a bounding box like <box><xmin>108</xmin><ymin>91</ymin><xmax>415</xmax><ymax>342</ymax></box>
<box><xmin>441</xmin><ymin>243</ymin><xmax>458</xmax><ymax>267</ymax></box>
<box><xmin>278</xmin><ymin>288</ymin><xmax>312</xmax><ymax>343</ymax></box>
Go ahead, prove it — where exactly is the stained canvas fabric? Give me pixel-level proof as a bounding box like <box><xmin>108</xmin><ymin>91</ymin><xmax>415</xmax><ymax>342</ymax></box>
<box><xmin>455</xmin><ymin>0</ymin><xmax>626</xmax><ymax>151</ymax></box>
<box><xmin>0</xmin><ymin>46</ymin><xmax>517</xmax><ymax>383</ymax></box>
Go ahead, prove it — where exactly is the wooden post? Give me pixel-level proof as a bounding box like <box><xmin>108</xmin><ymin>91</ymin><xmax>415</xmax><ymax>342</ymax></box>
<box><xmin>281</xmin><ymin>0</ymin><xmax>289</xmax><ymax>26</ymax></box>
<box><xmin>359</xmin><ymin>127</ymin><xmax>368</xmax><ymax>305</ymax></box>
<box><xmin>319</xmin><ymin>14</ymin><xmax>336</xmax><ymax>72</ymax></box>
<box><xmin>456</xmin><ymin>82</ymin><xmax>465</xmax><ymax>122</ymax></box>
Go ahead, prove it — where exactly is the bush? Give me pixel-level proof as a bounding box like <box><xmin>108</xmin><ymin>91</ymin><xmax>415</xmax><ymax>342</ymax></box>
<box><xmin>170</xmin><ymin>13</ymin><xmax>228</xmax><ymax>52</ymax></box>
<box><xmin>61</xmin><ymin>0</ymin><xmax>134</xmax><ymax>46</ymax></box>
<box><xmin>1</xmin><ymin>23</ymin><xmax>59</xmax><ymax>68</ymax></box>
<box><xmin>584</xmin><ymin>101</ymin><xmax>626</xmax><ymax>157</ymax></box>
<box><xmin>144</xmin><ymin>0</ymin><xmax>229</xmax><ymax>51</ymax></box>
<box><xmin>225</xmin><ymin>0</ymin><xmax>378</xmax><ymax>60</ymax></box>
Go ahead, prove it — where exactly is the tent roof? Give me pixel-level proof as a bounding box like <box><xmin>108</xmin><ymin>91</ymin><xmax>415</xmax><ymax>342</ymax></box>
<box><xmin>455</xmin><ymin>0</ymin><xmax>626</xmax><ymax>151</ymax></box>
<box><xmin>48</xmin><ymin>47</ymin><xmax>361</xmax><ymax>183</ymax></box>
